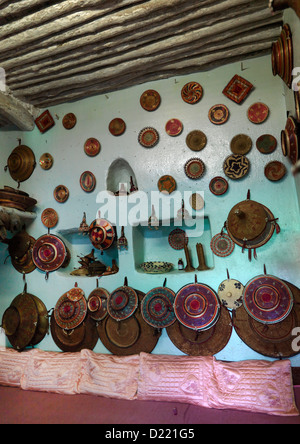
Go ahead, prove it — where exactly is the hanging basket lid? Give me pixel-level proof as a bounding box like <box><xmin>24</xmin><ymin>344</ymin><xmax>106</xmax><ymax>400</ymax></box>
<box><xmin>218</xmin><ymin>279</ymin><xmax>244</xmax><ymax>310</ymax></box>
<box><xmin>227</xmin><ymin>199</ymin><xmax>268</xmax><ymax>241</ymax></box>
<box><xmin>243</xmin><ymin>274</ymin><xmax>294</xmax><ymax>325</ymax></box>
<box><xmin>54</xmin><ymin>292</ymin><xmax>87</xmax><ymax>330</ymax></box>
<box><xmin>141</xmin><ymin>287</ymin><xmax>176</xmax><ymax>329</ymax></box>
<box><xmin>107</xmin><ymin>286</ymin><xmax>138</xmax><ymax>321</ymax></box>
<box><xmin>32</xmin><ymin>234</ymin><xmax>67</xmax><ymax>273</ymax></box>
<box><xmin>89</xmin><ymin>218</ymin><xmax>115</xmax><ymax>250</ymax></box>
<box><xmin>167</xmin><ymin>305</ymin><xmax>232</xmax><ymax>356</ymax></box>
<box><xmin>87</xmin><ymin>287</ymin><xmax>109</xmax><ymax>321</ymax></box>
<box><xmin>174</xmin><ymin>280</ymin><xmax>220</xmax><ymax>331</ymax></box>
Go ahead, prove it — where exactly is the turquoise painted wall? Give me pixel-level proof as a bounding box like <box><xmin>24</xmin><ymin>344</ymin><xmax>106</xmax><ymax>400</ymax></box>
<box><xmin>1</xmin><ymin>53</ymin><xmax>300</xmax><ymax>364</ymax></box>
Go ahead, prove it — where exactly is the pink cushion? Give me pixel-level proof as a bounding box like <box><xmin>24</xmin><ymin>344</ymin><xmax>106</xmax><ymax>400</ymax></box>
<box><xmin>0</xmin><ymin>347</ymin><xmax>34</xmax><ymax>387</ymax></box>
<box><xmin>78</xmin><ymin>349</ymin><xmax>140</xmax><ymax>400</ymax></box>
<box><xmin>20</xmin><ymin>349</ymin><xmax>82</xmax><ymax>395</ymax></box>
<box><xmin>208</xmin><ymin>358</ymin><xmax>299</xmax><ymax>416</ymax></box>
<box><xmin>137</xmin><ymin>352</ymin><xmax>213</xmax><ymax>408</ymax></box>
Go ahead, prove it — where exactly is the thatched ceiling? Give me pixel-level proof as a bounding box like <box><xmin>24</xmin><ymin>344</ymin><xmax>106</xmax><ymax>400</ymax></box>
<box><xmin>0</xmin><ymin>0</ymin><xmax>283</xmax><ymax>129</ymax></box>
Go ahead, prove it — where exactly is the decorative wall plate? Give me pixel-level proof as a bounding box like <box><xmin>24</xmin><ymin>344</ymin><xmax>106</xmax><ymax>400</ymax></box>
<box><xmin>186</xmin><ymin>130</ymin><xmax>207</xmax><ymax>151</ymax></box>
<box><xmin>140</xmin><ymin>262</ymin><xmax>173</xmax><ymax>274</ymax></box>
<box><xmin>62</xmin><ymin>113</ymin><xmax>77</xmax><ymax>129</ymax></box>
<box><xmin>209</xmin><ymin>176</ymin><xmax>228</xmax><ymax>195</ymax></box>
<box><xmin>41</xmin><ymin>208</ymin><xmax>58</xmax><ymax>229</ymax></box>
<box><xmin>218</xmin><ymin>279</ymin><xmax>244</xmax><ymax>310</ymax></box>
<box><xmin>35</xmin><ymin>110</ymin><xmax>55</xmax><ymax>133</ymax></box>
<box><xmin>141</xmin><ymin>287</ymin><xmax>176</xmax><ymax>329</ymax></box>
<box><xmin>174</xmin><ymin>283</ymin><xmax>220</xmax><ymax>331</ymax></box>
<box><xmin>256</xmin><ymin>134</ymin><xmax>277</xmax><ymax>154</ymax></box>
<box><xmin>39</xmin><ymin>153</ymin><xmax>53</xmax><ymax>170</ymax></box>
<box><xmin>157</xmin><ymin>175</ymin><xmax>176</xmax><ymax>194</ymax></box>
<box><xmin>181</xmin><ymin>81</ymin><xmax>203</xmax><ymax>104</ymax></box>
<box><xmin>243</xmin><ymin>275</ymin><xmax>294</xmax><ymax>325</ymax></box>
<box><xmin>230</xmin><ymin>134</ymin><xmax>252</xmax><ymax>155</ymax></box>
<box><xmin>247</xmin><ymin>103</ymin><xmax>269</xmax><ymax>124</ymax></box>
<box><xmin>54</xmin><ymin>293</ymin><xmax>87</xmax><ymax>330</ymax></box>
<box><xmin>80</xmin><ymin>171</ymin><xmax>96</xmax><ymax>193</ymax></box>
<box><xmin>32</xmin><ymin>234</ymin><xmax>67</xmax><ymax>273</ymax></box>
<box><xmin>138</xmin><ymin>127</ymin><xmax>159</xmax><ymax>148</ymax></box>
<box><xmin>84</xmin><ymin>138</ymin><xmax>101</xmax><ymax>157</ymax></box>
<box><xmin>222</xmin><ymin>74</ymin><xmax>254</xmax><ymax>104</ymax></box>
<box><xmin>264</xmin><ymin>161</ymin><xmax>286</xmax><ymax>181</ymax></box>
<box><xmin>227</xmin><ymin>199</ymin><xmax>267</xmax><ymax>242</ymax></box>
<box><xmin>67</xmin><ymin>286</ymin><xmax>85</xmax><ymax>302</ymax></box>
<box><xmin>208</xmin><ymin>104</ymin><xmax>229</xmax><ymax>125</ymax></box>
<box><xmin>87</xmin><ymin>288</ymin><xmax>109</xmax><ymax>321</ymax></box>
<box><xmin>54</xmin><ymin>185</ymin><xmax>69</xmax><ymax>203</ymax></box>
<box><xmin>184</xmin><ymin>158</ymin><xmax>205</xmax><ymax>179</ymax></box>
<box><xmin>165</xmin><ymin>118</ymin><xmax>183</xmax><ymax>136</ymax></box>
<box><xmin>140</xmin><ymin>90</ymin><xmax>161</xmax><ymax>111</ymax></box>
<box><xmin>168</xmin><ymin>228</ymin><xmax>188</xmax><ymax>250</ymax></box>
<box><xmin>189</xmin><ymin>193</ymin><xmax>204</xmax><ymax>210</ymax></box>
<box><xmin>108</xmin><ymin>286</ymin><xmax>138</xmax><ymax>321</ymax></box>
<box><xmin>281</xmin><ymin>24</ymin><xmax>293</xmax><ymax>88</ymax></box>
<box><xmin>109</xmin><ymin>118</ymin><xmax>126</xmax><ymax>136</ymax></box>
<box><xmin>7</xmin><ymin>145</ymin><xmax>36</xmax><ymax>183</ymax></box>
<box><xmin>281</xmin><ymin>130</ymin><xmax>288</xmax><ymax>157</ymax></box>
<box><xmin>223</xmin><ymin>154</ymin><xmax>250</xmax><ymax>180</ymax></box>
<box><xmin>210</xmin><ymin>233</ymin><xmax>235</xmax><ymax>257</ymax></box>
<box><xmin>89</xmin><ymin>218</ymin><xmax>115</xmax><ymax>250</ymax></box>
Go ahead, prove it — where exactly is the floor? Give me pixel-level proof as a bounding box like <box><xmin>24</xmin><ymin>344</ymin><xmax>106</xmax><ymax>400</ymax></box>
<box><xmin>0</xmin><ymin>385</ymin><xmax>300</xmax><ymax>424</ymax></box>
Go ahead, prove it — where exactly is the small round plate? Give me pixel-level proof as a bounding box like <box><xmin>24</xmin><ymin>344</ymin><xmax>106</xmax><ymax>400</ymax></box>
<box><xmin>230</xmin><ymin>134</ymin><xmax>252</xmax><ymax>155</ymax></box>
<box><xmin>140</xmin><ymin>90</ymin><xmax>161</xmax><ymax>111</ymax></box>
<box><xmin>264</xmin><ymin>161</ymin><xmax>286</xmax><ymax>181</ymax></box>
<box><xmin>138</xmin><ymin>127</ymin><xmax>159</xmax><ymax>148</ymax></box>
<box><xmin>256</xmin><ymin>134</ymin><xmax>277</xmax><ymax>154</ymax></box>
<box><xmin>109</xmin><ymin>118</ymin><xmax>126</xmax><ymax>136</ymax></box>
<box><xmin>181</xmin><ymin>81</ymin><xmax>203</xmax><ymax>104</ymax></box>
<box><xmin>84</xmin><ymin>138</ymin><xmax>101</xmax><ymax>157</ymax></box>
<box><xmin>184</xmin><ymin>158</ymin><xmax>205</xmax><ymax>180</ymax></box>
<box><xmin>54</xmin><ymin>185</ymin><xmax>69</xmax><ymax>203</ymax></box>
<box><xmin>62</xmin><ymin>113</ymin><xmax>77</xmax><ymax>129</ymax></box>
<box><xmin>189</xmin><ymin>193</ymin><xmax>204</xmax><ymax>210</ymax></box>
<box><xmin>208</xmin><ymin>104</ymin><xmax>229</xmax><ymax>125</ymax></box>
<box><xmin>223</xmin><ymin>154</ymin><xmax>250</xmax><ymax>180</ymax></box>
<box><xmin>165</xmin><ymin>119</ymin><xmax>183</xmax><ymax>136</ymax></box>
<box><xmin>168</xmin><ymin>228</ymin><xmax>188</xmax><ymax>250</ymax></box>
<box><xmin>41</xmin><ymin>208</ymin><xmax>58</xmax><ymax>229</ymax></box>
<box><xmin>186</xmin><ymin>130</ymin><xmax>207</xmax><ymax>151</ymax></box>
<box><xmin>80</xmin><ymin>171</ymin><xmax>96</xmax><ymax>193</ymax></box>
<box><xmin>158</xmin><ymin>175</ymin><xmax>176</xmax><ymax>194</ymax></box>
<box><xmin>247</xmin><ymin>103</ymin><xmax>269</xmax><ymax>124</ymax></box>
<box><xmin>39</xmin><ymin>153</ymin><xmax>53</xmax><ymax>170</ymax></box>
<box><xmin>209</xmin><ymin>177</ymin><xmax>229</xmax><ymax>195</ymax></box>
<box><xmin>210</xmin><ymin>233</ymin><xmax>235</xmax><ymax>257</ymax></box>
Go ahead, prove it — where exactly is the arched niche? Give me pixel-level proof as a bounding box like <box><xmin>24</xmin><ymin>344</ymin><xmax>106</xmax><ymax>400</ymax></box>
<box><xmin>106</xmin><ymin>158</ymin><xmax>138</xmax><ymax>195</ymax></box>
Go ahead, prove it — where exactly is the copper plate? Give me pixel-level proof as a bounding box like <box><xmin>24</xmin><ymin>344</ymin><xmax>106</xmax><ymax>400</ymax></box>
<box><xmin>41</xmin><ymin>208</ymin><xmax>59</xmax><ymax>228</ymax></box>
<box><xmin>109</xmin><ymin>118</ymin><xmax>126</xmax><ymax>136</ymax></box>
<box><xmin>62</xmin><ymin>113</ymin><xmax>77</xmax><ymax>129</ymax></box>
<box><xmin>264</xmin><ymin>161</ymin><xmax>286</xmax><ymax>181</ymax></box>
<box><xmin>140</xmin><ymin>90</ymin><xmax>161</xmax><ymax>111</ymax></box>
<box><xmin>54</xmin><ymin>185</ymin><xmax>69</xmax><ymax>203</ymax></box>
<box><xmin>7</xmin><ymin>145</ymin><xmax>36</xmax><ymax>183</ymax></box>
<box><xmin>39</xmin><ymin>153</ymin><xmax>53</xmax><ymax>170</ymax></box>
<box><xmin>230</xmin><ymin>134</ymin><xmax>252</xmax><ymax>155</ymax></box>
<box><xmin>84</xmin><ymin>138</ymin><xmax>101</xmax><ymax>157</ymax></box>
<box><xmin>186</xmin><ymin>130</ymin><xmax>207</xmax><ymax>151</ymax></box>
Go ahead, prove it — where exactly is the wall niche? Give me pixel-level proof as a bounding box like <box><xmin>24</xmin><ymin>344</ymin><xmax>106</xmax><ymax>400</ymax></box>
<box><xmin>106</xmin><ymin>158</ymin><xmax>138</xmax><ymax>195</ymax></box>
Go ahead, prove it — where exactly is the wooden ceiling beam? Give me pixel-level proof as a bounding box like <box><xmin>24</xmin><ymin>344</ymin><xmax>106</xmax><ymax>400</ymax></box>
<box><xmin>0</xmin><ymin>88</ymin><xmax>39</xmax><ymax>130</ymax></box>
